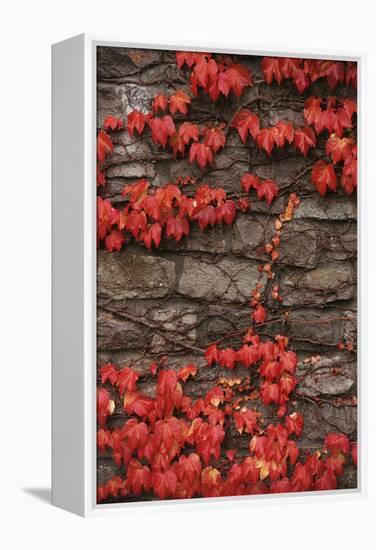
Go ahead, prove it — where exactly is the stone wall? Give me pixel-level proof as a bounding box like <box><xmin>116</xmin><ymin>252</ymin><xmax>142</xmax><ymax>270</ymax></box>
<box><xmin>96</xmin><ymin>47</ymin><xmax>357</xmax><ymax>490</ymax></box>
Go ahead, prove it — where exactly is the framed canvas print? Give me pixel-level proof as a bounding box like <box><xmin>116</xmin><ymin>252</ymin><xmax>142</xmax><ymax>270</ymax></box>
<box><xmin>52</xmin><ymin>35</ymin><xmax>365</xmax><ymax>516</ymax></box>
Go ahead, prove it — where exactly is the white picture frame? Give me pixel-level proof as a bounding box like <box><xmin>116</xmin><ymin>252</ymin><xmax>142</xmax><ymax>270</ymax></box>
<box><xmin>52</xmin><ymin>34</ymin><xmax>366</xmax><ymax>517</ymax></box>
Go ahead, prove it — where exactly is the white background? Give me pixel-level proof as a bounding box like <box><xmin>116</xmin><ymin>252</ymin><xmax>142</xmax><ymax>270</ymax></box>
<box><xmin>1</xmin><ymin>1</ymin><xmax>375</xmax><ymax>548</ymax></box>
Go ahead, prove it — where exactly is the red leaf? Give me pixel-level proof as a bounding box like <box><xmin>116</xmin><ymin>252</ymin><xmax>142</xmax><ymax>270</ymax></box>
<box><xmin>203</xmin><ymin>404</ymin><xmax>225</xmax><ymax>426</ymax></box>
<box><xmin>125</xmin><ymin>210</ymin><xmax>147</xmax><ymax>239</ymax></box>
<box><xmin>176</xmin><ymin>453</ymin><xmax>202</xmax><ymax>485</ymax></box>
<box><xmin>169</xmin><ymin>90</ymin><xmax>191</xmax><ymax>115</ymax></box>
<box><xmin>157</xmin><ymin>370</ymin><xmax>178</xmax><ymax>396</ymax></box>
<box><xmin>148</xmin><ymin>115</ymin><xmax>176</xmax><ymax>147</ymax></box>
<box><xmin>241</xmin><ymin>173</ymin><xmax>260</xmax><ymax>193</ymax></box>
<box><xmin>218</xmin><ymin>348</ymin><xmax>237</xmax><ymax>370</ymax></box>
<box><xmin>106</xmin><ymin>476</ymin><xmax>126</xmax><ymax>498</ymax></box>
<box><xmin>192</xmin><ymin>57</ymin><xmax>218</xmax><ymax>90</ymax></box>
<box><xmin>176</xmin><ymin>51</ymin><xmax>200</xmax><ymax>69</ymax></box>
<box><xmin>323</xmin><ymin>61</ymin><xmax>345</xmax><ymax>89</ymax></box>
<box><xmin>345</xmin><ymin>63</ymin><xmax>357</xmax><ymax>87</ymax></box>
<box><xmin>201</xmin><ymin>466</ymin><xmax>221</xmax><ymax>496</ymax></box>
<box><xmin>126</xmin><ymin>458</ymin><xmax>151</xmax><ymax>496</ymax></box>
<box><xmin>97</xmin><ymin>167</ymin><xmax>106</xmax><ymax>187</ymax></box>
<box><xmin>178</xmin><ymin>364</ymin><xmax>197</xmax><ymax>382</ymax></box>
<box><xmin>279</xmin><ymin>373</ymin><xmax>297</xmax><ymax>396</ymax></box>
<box><xmin>324</xmin><ymin>433</ymin><xmax>350</xmax><ymax>455</ymax></box>
<box><xmin>193</xmin><ymin>205</ymin><xmax>216</xmax><ymax>230</ymax></box>
<box><xmin>152</xmin><ymin>94</ymin><xmax>168</xmax><ymax>113</ymax></box>
<box><xmin>169</xmin><ymin>132</ymin><xmax>186</xmax><ymax>156</ymax></box>
<box><xmin>97</xmin><ymin>197</ymin><xmax>115</xmax><ymax>240</ymax></box>
<box><xmin>242</xmin><ymin>174</ymin><xmax>279</xmax><ymax>206</ymax></box>
<box><xmin>259</xmin><ymin>360</ymin><xmax>281</xmax><ymax>381</ymax></box>
<box><xmin>325</xmin><ymin>453</ymin><xmax>345</xmax><ymax>476</ymax></box>
<box><xmin>216</xmin><ymin>199</ymin><xmax>236</xmax><ymax>225</ymax></box>
<box><xmin>117</xmin><ymin>366</ymin><xmax>139</xmax><ymax>395</ymax></box>
<box><xmin>105</xmin><ymin>229</ymin><xmax>124</xmax><ymax>251</ymax></box>
<box><xmin>97</xmin><ymin>388</ymin><xmax>115</xmax><ymax>426</ymax></box>
<box><xmin>285</xmin><ymin>412</ymin><xmax>304</xmax><ymax>437</ymax></box>
<box><xmin>326</xmin><ymin>134</ymin><xmax>353</xmax><ymax>164</ymax></box>
<box><xmin>205</xmin><ymin>386</ymin><xmax>225</xmax><ymax>407</ymax></box>
<box><xmin>123</xmin><ymin>418</ymin><xmax>149</xmax><ymax>452</ymax></box>
<box><xmin>304</xmin><ymin>97</ymin><xmax>322</xmax><ymax>126</ymax></box>
<box><xmin>178</xmin><ymin>122</ymin><xmax>199</xmax><ymax>144</ymax></box>
<box><xmin>315</xmin><ymin>468</ymin><xmax>337</xmax><ymax>491</ymax></box>
<box><xmin>311</xmin><ymin>160</ymin><xmax>337</xmax><ymax>196</ymax></box>
<box><xmin>205</xmin><ymin>344</ymin><xmax>219</xmax><ymax>366</ymax></box>
<box><xmin>122</xmin><ymin>179</ymin><xmax>149</xmax><ymax>206</ymax></box>
<box><xmin>143</xmin><ymin>222</ymin><xmax>162</xmax><ymax>250</ymax></box>
<box><xmin>341</xmin><ymin>154</ymin><xmax>357</xmax><ymax>193</ymax></box>
<box><xmin>270</xmin><ymin>478</ymin><xmax>292</xmax><ymax>494</ymax></box>
<box><xmin>253</xmin><ymin>304</ymin><xmax>266</xmax><ymax>324</ymax></box>
<box><xmin>127</xmin><ymin>110</ymin><xmax>147</xmax><ymax>136</ymax></box>
<box><xmin>293</xmin><ymin>68</ymin><xmax>310</xmax><ymax>93</ymax></box>
<box><xmin>97</xmin><ymin>428</ymin><xmax>112</xmax><ymax>453</ymax></box>
<box><xmin>291</xmin><ymin>463</ymin><xmax>312</xmax><ymax>492</ymax></box>
<box><xmin>97</xmin><ymin>130</ymin><xmax>113</xmax><ymax>162</ymax></box>
<box><xmin>103</xmin><ymin>115</ymin><xmax>123</xmax><ymax>131</ymax></box>
<box><xmin>262</xmin><ymin>57</ymin><xmax>283</xmax><ymax>84</ymax></box>
<box><xmin>333</xmin><ymin>111</ymin><xmax>352</xmax><ymax>138</ymax></box>
<box><xmin>203</xmin><ymin>127</ymin><xmax>226</xmax><ymax>153</ymax></box>
<box><xmin>293</xmin><ymin>127</ymin><xmax>316</xmax><ymax>156</ymax></box>
<box><xmin>166</xmin><ymin>216</ymin><xmax>189</xmax><ymax>241</ymax></box>
<box><xmin>260</xmin><ymin>382</ymin><xmax>280</xmax><ymax>405</ymax></box>
<box><xmin>152</xmin><ymin>469</ymin><xmax>178</xmax><ymax>500</ymax></box>
<box><xmin>257</xmin><ymin>179</ymin><xmax>279</xmax><ymax>205</ymax></box>
<box><xmin>272</xmin><ymin>120</ymin><xmax>294</xmax><ymax>147</ymax></box>
<box><xmin>256</xmin><ymin>128</ymin><xmax>275</xmax><ymax>155</ymax></box>
<box><xmin>233</xmin><ymin>408</ymin><xmax>258</xmax><ymax>434</ymax></box>
<box><xmin>99</xmin><ymin>363</ymin><xmax>118</xmax><ymax>385</ymax></box>
<box><xmin>123</xmin><ymin>391</ymin><xmax>154</xmax><ymax>417</ymax></box>
<box><xmin>279</xmin><ymin>350</ymin><xmax>298</xmax><ymax>374</ymax></box>
<box><xmin>231</xmin><ymin>109</ymin><xmax>260</xmax><ymax>143</ymax></box>
<box><xmin>156</xmin><ymin>183</ymin><xmax>182</xmax><ymax>208</ymax></box>
<box><xmin>225</xmin><ymin>63</ymin><xmax>252</xmax><ymax>97</ymax></box>
<box><xmin>217</xmin><ymin>71</ymin><xmax>231</xmax><ymax>98</ymax></box>
<box><xmin>315</xmin><ymin>109</ymin><xmax>336</xmax><ymax>135</ymax></box>
<box><xmin>236</xmin><ymin>344</ymin><xmax>259</xmax><ymax>367</ymax></box>
<box><xmin>280</xmin><ymin>57</ymin><xmax>301</xmax><ymax>79</ymax></box>
<box><xmin>189</xmin><ymin>142</ymin><xmax>214</xmax><ymax>168</ymax></box>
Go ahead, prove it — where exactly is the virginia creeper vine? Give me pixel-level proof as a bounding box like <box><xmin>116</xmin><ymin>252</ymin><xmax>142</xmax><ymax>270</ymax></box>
<box><xmin>96</xmin><ymin>52</ymin><xmax>357</xmax><ymax>502</ymax></box>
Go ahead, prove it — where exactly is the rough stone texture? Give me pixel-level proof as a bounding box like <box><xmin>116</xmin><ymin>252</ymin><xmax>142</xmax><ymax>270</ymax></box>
<box><xmin>281</xmin><ymin>262</ymin><xmax>355</xmax><ymax>306</ymax></box>
<box><xmin>97</xmin><ymin>247</ymin><xmax>176</xmax><ymax>300</ymax></box>
<box><xmin>297</xmin><ymin>353</ymin><xmax>356</xmax><ymax>397</ymax></box>
<box><xmin>177</xmin><ymin>256</ymin><xmax>264</xmax><ymax>303</ymax></box>
<box><xmin>96</xmin><ymin>47</ymin><xmax>358</xmax><ymax>492</ymax></box>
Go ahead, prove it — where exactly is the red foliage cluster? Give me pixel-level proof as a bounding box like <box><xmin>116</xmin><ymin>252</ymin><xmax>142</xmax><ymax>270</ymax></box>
<box><xmin>304</xmin><ymin>96</ymin><xmax>357</xmax><ymax>195</ymax></box>
<box><xmin>97</xmin><ymin>54</ymin><xmax>357</xmax><ymax>198</ymax></box>
<box><xmin>262</xmin><ymin>57</ymin><xmax>357</xmax><ymax>93</ymax></box>
<box><xmin>176</xmin><ymin>51</ymin><xmax>253</xmax><ymax>100</ymax></box>
<box><xmin>241</xmin><ymin>173</ymin><xmax>279</xmax><ymax>205</ymax></box>
<box><xmin>97</xmin><ymin>179</ymin><xmax>238</xmax><ymax>252</ymax></box>
<box><xmin>205</xmin><ymin>333</ymin><xmax>298</xmax><ymax>417</ymax></box>
<box><xmin>104</xmin><ymin>106</ymin><xmax>227</xmax><ymax>170</ymax></box>
<box><xmin>232</xmin><ymin>111</ymin><xmax>316</xmax><ymax>157</ymax></box>
<box><xmin>97</xmin><ymin>328</ymin><xmax>356</xmax><ymax>501</ymax></box>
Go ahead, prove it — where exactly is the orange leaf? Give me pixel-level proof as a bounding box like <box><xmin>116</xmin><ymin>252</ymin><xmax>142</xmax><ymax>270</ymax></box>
<box><xmin>178</xmin><ymin>364</ymin><xmax>198</xmax><ymax>382</ymax></box>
